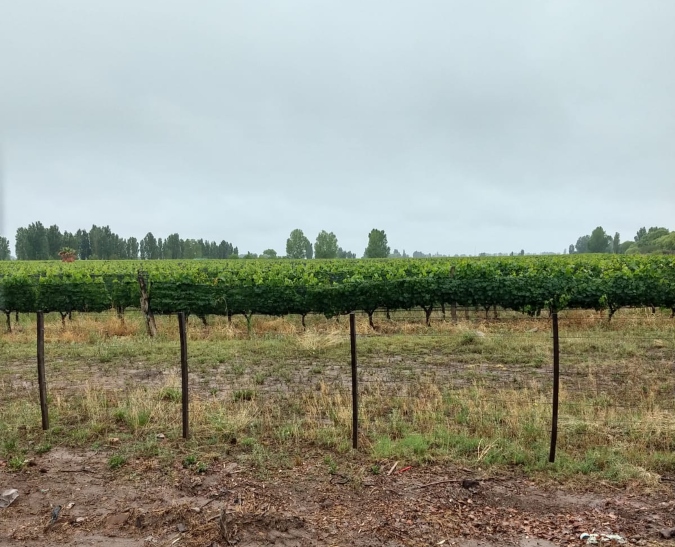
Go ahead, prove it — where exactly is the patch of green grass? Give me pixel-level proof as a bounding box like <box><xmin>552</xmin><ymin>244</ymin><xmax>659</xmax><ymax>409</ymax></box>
<box><xmin>196</xmin><ymin>461</ymin><xmax>208</xmax><ymax>474</ymax></box>
<box><xmin>323</xmin><ymin>455</ymin><xmax>338</xmax><ymax>474</ymax></box>
<box><xmin>8</xmin><ymin>456</ymin><xmax>26</xmax><ymax>471</ymax></box>
<box><xmin>233</xmin><ymin>389</ymin><xmax>255</xmax><ymax>401</ymax></box>
<box><xmin>108</xmin><ymin>454</ymin><xmax>126</xmax><ymax>470</ymax></box>
<box><xmin>183</xmin><ymin>454</ymin><xmax>198</xmax><ymax>468</ymax></box>
<box><xmin>373</xmin><ymin>433</ymin><xmax>430</xmax><ymax>460</ymax></box>
<box><xmin>2</xmin><ymin>437</ymin><xmax>18</xmax><ymax>456</ymax></box>
<box><xmin>159</xmin><ymin>387</ymin><xmax>181</xmax><ymax>402</ymax></box>
<box><xmin>459</xmin><ymin>331</ymin><xmax>479</xmax><ymax>346</ymax></box>
<box><xmin>35</xmin><ymin>442</ymin><xmax>52</xmax><ymax>455</ymax></box>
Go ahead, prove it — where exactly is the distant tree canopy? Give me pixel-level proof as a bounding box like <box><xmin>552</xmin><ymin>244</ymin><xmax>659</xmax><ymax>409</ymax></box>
<box><xmin>14</xmin><ymin>222</ymin><xmax>237</xmax><ymax>260</ymax></box>
<box><xmin>285</xmin><ymin>229</ymin><xmax>357</xmax><ymax>259</ymax></box>
<box><xmin>13</xmin><ymin>221</ymin><xmax>671</xmax><ymax>261</ymax></box>
<box><xmin>314</xmin><ymin>230</ymin><xmax>339</xmax><ymax>259</ymax></box>
<box><xmin>286</xmin><ymin>229</ymin><xmax>312</xmax><ymax>259</ymax></box>
<box><xmin>570</xmin><ymin>226</ymin><xmax>673</xmax><ymax>255</ymax></box>
<box><xmin>363</xmin><ymin>229</ymin><xmax>390</xmax><ymax>258</ymax></box>
<box><xmin>11</xmin><ymin>222</ymin><xmax>364</xmax><ymax>261</ymax></box>
<box><xmin>587</xmin><ymin>227</ymin><xmax>612</xmax><ymax>253</ymax></box>
<box><xmin>0</xmin><ymin>236</ymin><xmax>10</xmax><ymax>260</ymax></box>
<box><xmin>627</xmin><ymin>227</ymin><xmax>671</xmax><ymax>253</ymax></box>
<box><xmin>337</xmin><ymin>247</ymin><xmax>356</xmax><ymax>259</ymax></box>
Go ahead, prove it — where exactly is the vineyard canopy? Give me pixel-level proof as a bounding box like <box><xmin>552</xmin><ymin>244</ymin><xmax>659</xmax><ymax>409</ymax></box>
<box><xmin>0</xmin><ymin>256</ymin><xmax>674</xmax><ymax>317</ymax></box>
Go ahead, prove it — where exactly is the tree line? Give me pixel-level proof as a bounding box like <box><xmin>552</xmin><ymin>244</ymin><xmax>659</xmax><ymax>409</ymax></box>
<box><xmin>5</xmin><ymin>221</ymin><xmax>671</xmax><ymax>262</ymax></box>
<box><xmin>11</xmin><ymin>222</ymin><xmax>237</xmax><ymax>261</ymax></box>
<box><xmin>569</xmin><ymin>226</ymin><xmax>675</xmax><ymax>255</ymax></box>
<box><xmin>5</xmin><ymin>223</ymin><xmax>392</xmax><ymax>261</ymax></box>
<box><xmin>252</xmin><ymin>228</ymin><xmax>388</xmax><ymax>259</ymax></box>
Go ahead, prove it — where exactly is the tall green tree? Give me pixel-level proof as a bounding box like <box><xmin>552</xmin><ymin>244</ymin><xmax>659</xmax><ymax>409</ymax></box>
<box><xmin>164</xmin><ymin>233</ymin><xmax>182</xmax><ymax>259</ymax></box>
<box><xmin>314</xmin><ymin>230</ymin><xmax>339</xmax><ymax>259</ymax></box>
<box><xmin>182</xmin><ymin>239</ymin><xmax>201</xmax><ymax>259</ymax></box>
<box><xmin>46</xmin><ymin>225</ymin><xmax>63</xmax><ymax>259</ymax></box>
<box><xmin>89</xmin><ymin>225</ymin><xmax>119</xmax><ymax>259</ymax></box>
<box><xmin>363</xmin><ymin>229</ymin><xmax>390</xmax><ymax>258</ymax></box>
<box><xmin>575</xmin><ymin>235</ymin><xmax>590</xmax><ymax>254</ymax></box>
<box><xmin>127</xmin><ymin>237</ymin><xmax>140</xmax><ymax>259</ymax></box>
<box><xmin>286</xmin><ymin>229</ymin><xmax>311</xmax><ymax>259</ymax></box>
<box><xmin>15</xmin><ymin>228</ymin><xmax>30</xmax><ymax>259</ymax></box>
<box><xmin>217</xmin><ymin>240</ymin><xmax>235</xmax><ymax>258</ymax></box>
<box><xmin>587</xmin><ymin>226</ymin><xmax>612</xmax><ymax>253</ymax></box>
<box><xmin>15</xmin><ymin>222</ymin><xmax>49</xmax><ymax>260</ymax></box>
<box><xmin>0</xmin><ymin>236</ymin><xmax>10</xmax><ymax>260</ymax></box>
<box><xmin>634</xmin><ymin>227</ymin><xmax>647</xmax><ymax>243</ymax></box>
<box><xmin>261</xmin><ymin>249</ymin><xmax>278</xmax><ymax>259</ymax></box>
<box><xmin>612</xmin><ymin>232</ymin><xmax>621</xmax><ymax>254</ymax></box>
<box><xmin>77</xmin><ymin>229</ymin><xmax>92</xmax><ymax>260</ymax></box>
<box><xmin>141</xmin><ymin>232</ymin><xmax>159</xmax><ymax>260</ymax></box>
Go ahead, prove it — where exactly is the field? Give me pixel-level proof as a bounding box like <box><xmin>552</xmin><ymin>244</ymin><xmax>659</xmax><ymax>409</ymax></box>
<box><xmin>2</xmin><ymin>304</ymin><xmax>675</xmax><ymax>546</ymax></box>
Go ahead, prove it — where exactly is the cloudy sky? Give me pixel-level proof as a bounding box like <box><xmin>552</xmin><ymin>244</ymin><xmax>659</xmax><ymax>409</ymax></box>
<box><xmin>1</xmin><ymin>1</ymin><xmax>673</xmax><ymax>257</ymax></box>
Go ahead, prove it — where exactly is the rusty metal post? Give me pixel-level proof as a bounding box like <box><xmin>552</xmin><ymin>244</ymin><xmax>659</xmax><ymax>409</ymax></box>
<box><xmin>37</xmin><ymin>311</ymin><xmax>49</xmax><ymax>430</ymax></box>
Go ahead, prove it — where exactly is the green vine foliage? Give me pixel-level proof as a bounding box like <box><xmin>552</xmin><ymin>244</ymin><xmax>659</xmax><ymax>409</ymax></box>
<box><xmin>0</xmin><ymin>255</ymin><xmax>673</xmax><ymax>316</ymax></box>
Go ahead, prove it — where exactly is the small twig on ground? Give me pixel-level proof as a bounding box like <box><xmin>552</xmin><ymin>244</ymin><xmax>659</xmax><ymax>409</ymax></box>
<box><xmin>200</xmin><ymin>498</ymin><xmax>216</xmax><ymax>510</ymax></box>
<box><xmin>387</xmin><ymin>461</ymin><xmax>399</xmax><ymax>476</ymax></box>
<box><xmin>207</xmin><ymin>513</ymin><xmax>222</xmax><ymax>522</ymax></box>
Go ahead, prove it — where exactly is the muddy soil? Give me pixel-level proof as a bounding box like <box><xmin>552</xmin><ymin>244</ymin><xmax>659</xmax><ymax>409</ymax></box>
<box><xmin>2</xmin><ymin>448</ymin><xmax>674</xmax><ymax>546</ymax></box>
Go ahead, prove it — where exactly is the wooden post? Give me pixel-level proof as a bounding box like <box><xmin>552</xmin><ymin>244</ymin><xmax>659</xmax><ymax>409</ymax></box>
<box><xmin>350</xmin><ymin>313</ymin><xmax>358</xmax><ymax>449</ymax></box>
<box><xmin>549</xmin><ymin>312</ymin><xmax>560</xmax><ymax>463</ymax></box>
<box><xmin>178</xmin><ymin>312</ymin><xmax>189</xmax><ymax>439</ymax></box>
<box><xmin>36</xmin><ymin>312</ymin><xmax>49</xmax><ymax>430</ymax></box>
<box><xmin>137</xmin><ymin>271</ymin><xmax>157</xmax><ymax>337</ymax></box>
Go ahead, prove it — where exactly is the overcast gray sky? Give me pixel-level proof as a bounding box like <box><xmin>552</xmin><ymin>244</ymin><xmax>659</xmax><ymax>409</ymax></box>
<box><xmin>1</xmin><ymin>1</ymin><xmax>673</xmax><ymax>256</ymax></box>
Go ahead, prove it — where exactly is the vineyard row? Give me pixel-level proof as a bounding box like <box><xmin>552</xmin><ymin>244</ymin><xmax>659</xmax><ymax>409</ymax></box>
<box><xmin>1</xmin><ymin>256</ymin><xmax>674</xmax><ymax>323</ymax></box>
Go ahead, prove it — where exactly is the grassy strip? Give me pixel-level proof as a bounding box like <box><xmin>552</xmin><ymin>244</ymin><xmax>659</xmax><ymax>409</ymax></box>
<box><xmin>1</xmin><ymin>309</ymin><xmax>674</xmax><ymax>484</ymax></box>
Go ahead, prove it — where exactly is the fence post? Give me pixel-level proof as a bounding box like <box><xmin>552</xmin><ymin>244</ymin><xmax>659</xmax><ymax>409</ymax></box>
<box><xmin>36</xmin><ymin>311</ymin><xmax>49</xmax><ymax>430</ymax></box>
<box><xmin>137</xmin><ymin>271</ymin><xmax>157</xmax><ymax>337</ymax></box>
<box><xmin>350</xmin><ymin>313</ymin><xmax>358</xmax><ymax>449</ymax></box>
<box><xmin>178</xmin><ymin>312</ymin><xmax>189</xmax><ymax>439</ymax></box>
<box><xmin>549</xmin><ymin>311</ymin><xmax>560</xmax><ymax>463</ymax></box>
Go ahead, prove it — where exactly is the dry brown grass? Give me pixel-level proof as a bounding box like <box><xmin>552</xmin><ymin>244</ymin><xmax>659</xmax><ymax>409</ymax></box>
<box><xmin>1</xmin><ymin>307</ymin><xmax>674</xmax><ymax>484</ymax></box>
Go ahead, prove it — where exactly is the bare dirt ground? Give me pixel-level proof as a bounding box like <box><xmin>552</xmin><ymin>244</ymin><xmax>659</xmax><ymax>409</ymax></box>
<box><xmin>2</xmin><ymin>448</ymin><xmax>674</xmax><ymax>547</ymax></box>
